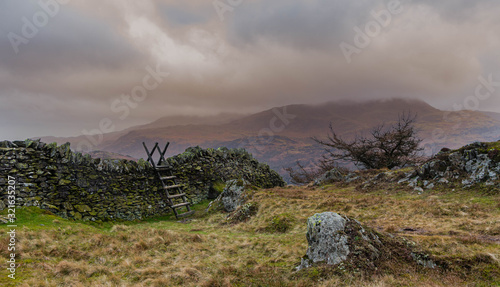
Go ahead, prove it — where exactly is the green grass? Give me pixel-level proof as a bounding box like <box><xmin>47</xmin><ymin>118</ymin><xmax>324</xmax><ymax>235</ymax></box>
<box><xmin>0</xmin><ymin>185</ymin><xmax>498</xmax><ymax>286</ymax></box>
<box><xmin>0</xmin><ymin>206</ymin><xmax>93</xmax><ymax>230</ymax></box>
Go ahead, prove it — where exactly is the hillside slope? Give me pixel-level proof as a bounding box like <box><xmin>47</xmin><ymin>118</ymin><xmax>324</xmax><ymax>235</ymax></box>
<box><xmin>41</xmin><ymin>99</ymin><xmax>500</xmax><ymax>181</ymax></box>
<box><xmin>1</xmin><ymin>181</ymin><xmax>498</xmax><ymax>286</ymax></box>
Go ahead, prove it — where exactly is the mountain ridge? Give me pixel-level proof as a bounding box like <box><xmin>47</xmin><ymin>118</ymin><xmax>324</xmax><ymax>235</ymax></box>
<box><xmin>40</xmin><ymin>99</ymin><xmax>500</xmax><ymax>181</ymax></box>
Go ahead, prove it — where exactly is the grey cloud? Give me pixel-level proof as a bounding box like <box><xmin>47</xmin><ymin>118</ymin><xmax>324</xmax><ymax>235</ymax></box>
<box><xmin>228</xmin><ymin>0</ymin><xmax>378</xmax><ymax>49</ymax></box>
<box><xmin>0</xmin><ymin>0</ymin><xmax>147</xmax><ymax>77</ymax></box>
<box><xmin>1</xmin><ymin>0</ymin><xmax>500</xmax><ymax>140</ymax></box>
<box><xmin>158</xmin><ymin>3</ymin><xmax>211</xmax><ymax>27</ymax></box>
<box><xmin>410</xmin><ymin>0</ymin><xmax>499</xmax><ymax>22</ymax></box>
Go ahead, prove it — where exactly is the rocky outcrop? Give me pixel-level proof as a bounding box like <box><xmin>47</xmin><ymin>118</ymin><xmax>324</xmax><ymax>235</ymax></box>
<box><xmin>313</xmin><ymin>141</ymin><xmax>500</xmax><ymax>192</ymax></box>
<box><xmin>313</xmin><ymin>168</ymin><xmax>345</xmax><ymax>186</ymax></box>
<box><xmin>206</xmin><ymin>179</ymin><xmax>254</xmax><ymax>213</ymax></box>
<box><xmin>165</xmin><ymin>146</ymin><xmax>285</xmax><ymax>203</ymax></box>
<box><xmin>206</xmin><ymin>179</ymin><xmax>260</xmax><ymax>224</ymax></box>
<box><xmin>297</xmin><ymin>212</ymin><xmax>436</xmax><ymax>272</ymax></box>
<box><xmin>399</xmin><ymin>142</ymin><xmax>500</xmax><ymax>190</ymax></box>
<box><xmin>220</xmin><ymin>179</ymin><xmax>253</xmax><ymax>212</ymax></box>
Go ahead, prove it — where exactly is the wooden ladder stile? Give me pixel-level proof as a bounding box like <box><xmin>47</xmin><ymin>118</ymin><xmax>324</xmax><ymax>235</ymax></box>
<box><xmin>142</xmin><ymin>142</ymin><xmax>194</xmax><ymax>219</ymax></box>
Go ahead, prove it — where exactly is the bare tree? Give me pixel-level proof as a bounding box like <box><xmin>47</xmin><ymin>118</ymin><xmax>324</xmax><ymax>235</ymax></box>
<box><xmin>313</xmin><ymin>113</ymin><xmax>423</xmax><ymax>170</ymax></box>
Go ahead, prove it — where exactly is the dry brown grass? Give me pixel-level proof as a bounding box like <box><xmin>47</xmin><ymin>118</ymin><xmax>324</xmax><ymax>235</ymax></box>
<box><xmin>1</xmin><ymin>184</ymin><xmax>499</xmax><ymax>286</ymax></box>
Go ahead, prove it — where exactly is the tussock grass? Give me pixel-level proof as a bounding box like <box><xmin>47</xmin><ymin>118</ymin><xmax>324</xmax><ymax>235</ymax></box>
<box><xmin>0</xmin><ymin>185</ymin><xmax>498</xmax><ymax>286</ymax></box>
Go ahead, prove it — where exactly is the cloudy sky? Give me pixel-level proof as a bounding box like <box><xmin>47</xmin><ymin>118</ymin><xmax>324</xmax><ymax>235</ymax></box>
<box><xmin>1</xmin><ymin>0</ymin><xmax>500</xmax><ymax>140</ymax></box>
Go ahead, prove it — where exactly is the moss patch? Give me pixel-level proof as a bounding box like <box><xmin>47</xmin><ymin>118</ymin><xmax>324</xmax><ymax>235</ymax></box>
<box><xmin>266</xmin><ymin>213</ymin><xmax>295</xmax><ymax>233</ymax></box>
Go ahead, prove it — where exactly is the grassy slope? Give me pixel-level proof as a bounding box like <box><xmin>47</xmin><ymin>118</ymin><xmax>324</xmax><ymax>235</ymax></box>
<box><xmin>0</xmin><ymin>185</ymin><xmax>499</xmax><ymax>287</ymax></box>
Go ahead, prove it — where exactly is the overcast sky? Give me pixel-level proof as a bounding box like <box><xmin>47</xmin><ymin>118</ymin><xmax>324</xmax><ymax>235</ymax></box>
<box><xmin>1</xmin><ymin>0</ymin><xmax>500</xmax><ymax>140</ymax></box>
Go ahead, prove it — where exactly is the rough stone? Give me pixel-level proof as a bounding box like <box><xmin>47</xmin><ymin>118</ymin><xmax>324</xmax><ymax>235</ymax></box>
<box><xmin>74</xmin><ymin>204</ymin><xmax>91</xmax><ymax>213</ymax></box>
<box><xmin>221</xmin><ymin>179</ymin><xmax>252</xmax><ymax>212</ymax></box>
<box><xmin>297</xmin><ymin>212</ymin><xmax>437</xmax><ymax>273</ymax></box>
<box><xmin>414</xmin><ymin>187</ymin><xmax>424</xmax><ymax>193</ymax></box>
<box><xmin>298</xmin><ymin>212</ymin><xmax>350</xmax><ymax>270</ymax></box>
<box><xmin>207</xmin><ymin>179</ymin><xmax>253</xmax><ymax>213</ymax></box>
<box><xmin>314</xmin><ymin>168</ymin><xmax>345</xmax><ymax>186</ymax></box>
<box><xmin>73</xmin><ymin>212</ymin><xmax>82</xmax><ymax>220</ymax></box>
<box><xmin>226</xmin><ymin>202</ymin><xmax>259</xmax><ymax>223</ymax></box>
<box><xmin>406</xmin><ymin>142</ymin><xmax>500</xmax><ymax>189</ymax></box>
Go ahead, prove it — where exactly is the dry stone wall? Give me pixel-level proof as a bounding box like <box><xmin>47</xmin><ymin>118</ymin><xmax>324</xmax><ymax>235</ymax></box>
<box><xmin>165</xmin><ymin>146</ymin><xmax>286</xmax><ymax>203</ymax></box>
<box><xmin>0</xmin><ymin>140</ymin><xmax>285</xmax><ymax>221</ymax></box>
<box><xmin>0</xmin><ymin>140</ymin><xmax>165</xmax><ymax>221</ymax></box>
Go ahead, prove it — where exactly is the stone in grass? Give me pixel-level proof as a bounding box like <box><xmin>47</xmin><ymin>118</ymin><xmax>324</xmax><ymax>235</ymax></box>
<box><xmin>226</xmin><ymin>202</ymin><xmax>259</xmax><ymax>223</ymax></box>
<box><xmin>206</xmin><ymin>179</ymin><xmax>254</xmax><ymax>213</ymax></box>
<box><xmin>297</xmin><ymin>212</ymin><xmax>436</xmax><ymax>272</ymax></box>
<box><xmin>313</xmin><ymin>168</ymin><xmax>345</xmax><ymax>186</ymax></box>
<box><xmin>297</xmin><ymin>212</ymin><xmax>355</xmax><ymax>270</ymax></box>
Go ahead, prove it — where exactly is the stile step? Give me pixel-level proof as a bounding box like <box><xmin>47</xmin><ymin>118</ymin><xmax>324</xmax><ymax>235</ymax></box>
<box><xmin>144</xmin><ymin>141</ymin><xmax>194</xmax><ymax>219</ymax></box>
<box><xmin>167</xmin><ymin>193</ymin><xmax>186</xmax><ymax>199</ymax></box>
<box><xmin>171</xmin><ymin>202</ymin><xmax>190</xmax><ymax>209</ymax></box>
<box><xmin>176</xmin><ymin>210</ymin><xmax>195</xmax><ymax>218</ymax></box>
<box><xmin>164</xmin><ymin>184</ymin><xmax>181</xmax><ymax>190</ymax></box>
<box><xmin>156</xmin><ymin>165</ymin><xmax>171</xmax><ymax>170</ymax></box>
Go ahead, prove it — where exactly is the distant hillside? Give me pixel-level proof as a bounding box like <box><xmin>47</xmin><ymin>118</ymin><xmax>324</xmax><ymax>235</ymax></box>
<box><xmin>41</xmin><ymin>99</ymin><xmax>500</xmax><ymax>182</ymax></box>
<box><xmin>483</xmin><ymin>111</ymin><xmax>500</xmax><ymax>123</ymax></box>
<box><xmin>137</xmin><ymin>113</ymin><xmax>245</xmax><ymax>130</ymax></box>
<box><xmin>39</xmin><ymin>113</ymin><xmax>245</xmax><ymax>150</ymax></box>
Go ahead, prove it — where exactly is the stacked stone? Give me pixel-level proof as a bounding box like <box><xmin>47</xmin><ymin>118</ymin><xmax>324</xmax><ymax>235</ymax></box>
<box><xmin>0</xmin><ymin>140</ymin><xmax>285</xmax><ymax>221</ymax></box>
<box><xmin>0</xmin><ymin>139</ymin><xmax>166</xmax><ymax>221</ymax></box>
<box><xmin>165</xmin><ymin>146</ymin><xmax>286</xmax><ymax>203</ymax></box>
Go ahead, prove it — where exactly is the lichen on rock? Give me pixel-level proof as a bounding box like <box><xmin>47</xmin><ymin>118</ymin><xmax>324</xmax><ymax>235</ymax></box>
<box><xmin>226</xmin><ymin>202</ymin><xmax>259</xmax><ymax>224</ymax></box>
<box><xmin>297</xmin><ymin>212</ymin><xmax>351</xmax><ymax>270</ymax></box>
<box><xmin>206</xmin><ymin>179</ymin><xmax>254</xmax><ymax>213</ymax></box>
<box><xmin>315</xmin><ymin>141</ymin><xmax>500</xmax><ymax>192</ymax></box>
<box><xmin>405</xmin><ymin>141</ymin><xmax>500</xmax><ymax>190</ymax></box>
<box><xmin>297</xmin><ymin>212</ymin><xmax>437</xmax><ymax>274</ymax></box>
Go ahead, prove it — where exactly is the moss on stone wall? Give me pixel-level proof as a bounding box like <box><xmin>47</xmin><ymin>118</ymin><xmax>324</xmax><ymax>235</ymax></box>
<box><xmin>164</xmin><ymin>146</ymin><xmax>286</xmax><ymax>203</ymax></box>
<box><xmin>0</xmin><ymin>140</ymin><xmax>285</xmax><ymax>221</ymax></box>
<box><xmin>0</xmin><ymin>140</ymin><xmax>166</xmax><ymax>221</ymax></box>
